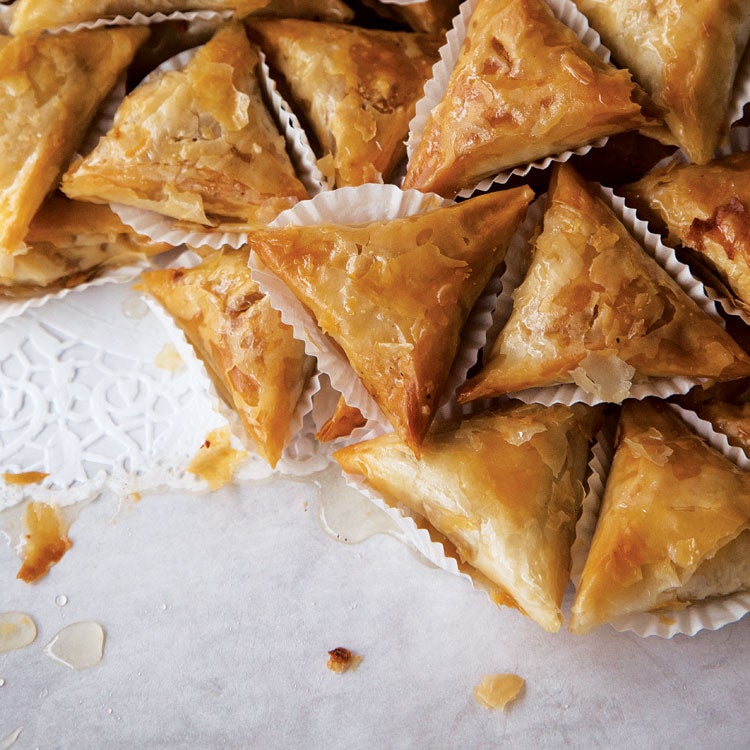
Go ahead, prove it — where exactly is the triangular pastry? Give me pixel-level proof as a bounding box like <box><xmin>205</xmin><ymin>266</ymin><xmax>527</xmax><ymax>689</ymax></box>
<box><xmin>63</xmin><ymin>24</ymin><xmax>307</xmax><ymax>229</ymax></box>
<box><xmin>459</xmin><ymin>164</ymin><xmax>750</xmax><ymax>404</ymax></box>
<box><xmin>361</xmin><ymin>0</ymin><xmax>459</xmax><ymax>36</ymax></box>
<box><xmin>316</xmin><ymin>396</ymin><xmax>366</xmax><ymax>442</ymax></box>
<box><xmin>402</xmin><ymin>0</ymin><xmax>656</xmax><ymax>198</ymax></box>
<box><xmin>248</xmin><ymin>18</ymin><xmax>441</xmax><ymax>187</ymax></box>
<box><xmin>570</xmin><ymin>399</ymin><xmax>750</xmax><ymax>634</ymax></box>
<box><xmin>623</xmin><ymin>152</ymin><xmax>750</xmax><ymax>310</ymax></box>
<box><xmin>572</xmin><ymin>0</ymin><xmax>750</xmax><ymax>164</ymax></box>
<box><xmin>141</xmin><ymin>249</ymin><xmax>315</xmax><ymax>468</ymax></box>
<box><xmin>10</xmin><ymin>0</ymin><xmax>271</xmax><ymax>34</ymax></box>
<box><xmin>0</xmin><ymin>26</ymin><xmax>148</xmax><ymax>256</ymax></box>
<box><xmin>248</xmin><ymin>186</ymin><xmax>534</xmax><ymax>453</ymax></box>
<box><xmin>335</xmin><ymin>402</ymin><xmax>602</xmax><ymax>633</ymax></box>
<box><xmin>0</xmin><ymin>195</ymin><xmax>168</xmax><ymax>297</ymax></box>
<box><xmin>257</xmin><ymin>0</ymin><xmax>353</xmax><ymax>22</ymax></box>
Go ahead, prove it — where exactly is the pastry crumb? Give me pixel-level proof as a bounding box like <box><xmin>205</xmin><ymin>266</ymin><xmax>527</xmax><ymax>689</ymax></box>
<box><xmin>17</xmin><ymin>502</ymin><xmax>72</xmax><ymax>583</ymax></box>
<box><xmin>473</xmin><ymin>673</ymin><xmax>524</xmax><ymax>712</ymax></box>
<box><xmin>3</xmin><ymin>471</ymin><xmax>49</xmax><ymax>486</ymax></box>
<box><xmin>326</xmin><ymin>647</ymin><xmax>361</xmax><ymax>674</ymax></box>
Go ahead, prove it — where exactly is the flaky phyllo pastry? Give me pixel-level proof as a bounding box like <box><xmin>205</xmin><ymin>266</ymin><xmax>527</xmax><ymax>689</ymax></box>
<box><xmin>141</xmin><ymin>249</ymin><xmax>315</xmax><ymax>468</ymax></box>
<box><xmin>0</xmin><ymin>26</ymin><xmax>148</xmax><ymax>257</ymax></box>
<box><xmin>248</xmin><ymin>186</ymin><xmax>534</xmax><ymax>453</ymax></box>
<box><xmin>402</xmin><ymin>0</ymin><xmax>656</xmax><ymax>197</ymax></box>
<box><xmin>570</xmin><ymin>399</ymin><xmax>750</xmax><ymax>634</ymax></box>
<box><xmin>459</xmin><ymin>164</ymin><xmax>750</xmax><ymax>404</ymax></box>
<box><xmin>62</xmin><ymin>23</ymin><xmax>307</xmax><ymax>230</ymax></box>
<box><xmin>0</xmin><ymin>195</ymin><xmax>168</xmax><ymax>298</ymax></box>
<box><xmin>623</xmin><ymin>152</ymin><xmax>750</xmax><ymax>310</ymax></box>
<box><xmin>10</xmin><ymin>0</ymin><xmax>271</xmax><ymax>34</ymax></box>
<box><xmin>360</xmin><ymin>0</ymin><xmax>460</xmax><ymax>36</ymax></box>
<box><xmin>335</xmin><ymin>402</ymin><xmax>602</xmax><ymax>633</ymax></box>
<box><xmin>248</xmin><ymin>18</ymin><xmax>441</xmax><ymax>187</ymax></box>
<box><xmin>572</xmin><ymin>0</ymin><xmax>750</xmax><ymax>164</ymax></box>
<box><xmin>316</xmin><ymin>397</ymin><xmax>366</xmax><ymax>443</ymax></box>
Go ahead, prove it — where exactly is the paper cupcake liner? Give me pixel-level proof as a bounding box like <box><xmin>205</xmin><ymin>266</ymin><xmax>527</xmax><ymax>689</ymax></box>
<box><xmin>406</xmin><ymin>0</ymin><xmax>613</xmax><ymax>198</ymax></box>
<box><xmin>105</xmin><ymin>47</ymin><xmax>322</xmax><ymax>250</ymax></box>
<box><xmin>571</xmin><ymin>403</ymin><xmax>750</xmax><ymax>637</ymax></box>
<box><xmin>43</xmin><ymin>9</ymin><xmax>232</xmax><ymax>35</ymax></box>
<box><xmin>141</xmin><ymin>249</ymin><xmax>326</xmax><ymax>477</ymax></box>
<box><xmin>488</xmin><ymin>183</ymin><xmax>724</xmax><ymax>408</ymax></box>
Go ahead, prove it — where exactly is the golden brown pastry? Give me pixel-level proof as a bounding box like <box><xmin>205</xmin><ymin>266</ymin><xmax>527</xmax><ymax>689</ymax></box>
<box><xmin>0</xmin><ymin>195</ymin><xmax>169</xmax><ymax>298</ymax></box>
<box><xmin>248</xmin><ymin>18</ymin><xmax>441</xmax><ymax>186</ymax></box>
<box><xmin>141</xmin><ymin>249</ymin><xmax>315</xmax><ymax>468</ymax></box>
<box><xmin>257</xmin><ymin>0</ymin><xmax>353</xmax><ymax>22</ymax></box>
<box><xmin>361</xmin><ymin>0</ymin><xmax>459</xmax><ymax>36</ymax></box>
<box><xmin>63</xmin><ymin>24</ymin><xmax>307</xmax><ymax>230</ymax></box>
<box><xmin>0</xmin><ymin>26</ymin><xmax>148</xmax><ymax>257</ymax></box>
<box><xmin>402</xmin><ymin>0</ymin><xmax>656</xmax><ymax>198</ymax></box>
<box><xmin>459</xmin><ymin>164</ymin><xmax>750</xmax><ymax>404</ymax></box>
<box><xmin>316</xmin><ymin>396</ymin><xmax>366</xmax><ymax>442</ymax></box>
<box><xmin>248</xmin><ymin>186</ymin><xmax>534</xmax><ymax>453</ymax></box>
<box><xmin>10</xmin><ymin>0</ymin><xmax>271</xmax><ymax>34</ymax></box>
<box><xmin>623</xmin><ymin>152</ymin><xmax>750</xmax><ymax>310</ymax></box>
<box><xmin>570</xmin><ymin>399</ymin><xmax>750</xmax><ymax>634</ymax></box>
<box><xmin>335</xmin><ymin>402</ymin><xmax>602</xmax><ymax>633</ymax></box>
<box><xmin>572</xmin><ymin>0</ymin><xmax>750</xmax><ymax>163</ymax></box>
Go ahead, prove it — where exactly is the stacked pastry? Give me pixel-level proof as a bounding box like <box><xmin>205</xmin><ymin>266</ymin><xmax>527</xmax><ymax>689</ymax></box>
<box><xmin>3</xmin><ymin>0</ymin><xmax>750</xmax><ymax>637</ymax></box>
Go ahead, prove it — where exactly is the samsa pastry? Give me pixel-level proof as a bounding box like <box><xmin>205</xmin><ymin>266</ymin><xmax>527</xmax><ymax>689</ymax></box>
<box><xmin>623</xmin><ymin>152</ymin><xmax>750</xmax><ymax>310</ymax></box>
<box><xmin>402</xmin><ymin>0</ymin><xmax>656</xmax><ymax>197</ymax></box>
<box><xmin>248</xmin><ymin>186</ymin><xmax>534</xmax><ymax>453</ymax></box>
<box><xmin>0</xmin><ymin>195</ymin><xmax>168</xmax><ymax>298</ymax></box>
<box><xmin>248</xmin><ymin>18</ymin><xmax>441</xmax><ymax>186</ymax></box>
<box><xmin>316</xmin><ymin>396</ymin><xmax>366</xmax><ymax>442</ymax></box>
<box><xmin>459</xmin><ymin>164</ymin><xmax>750</xmax><ymax>404</ymax></box>
<box><xmin>10</xmin><ymin>0</ymin><xmax>270</xmax><ymax>34</ymax></box>
<box><xmin>570</xmin><ymin>399</ymin><xmax>750</xmax><ymax>634</ymax></box>
<box><xmin>63</xmin><ymin>24</ymin><xmax>307</xmax><ymax>230</ymax></box>
<box><xmin>361</xmin><ymin>0</ymin><xmax>459</xmax><ymax>36</ymax></box>
<box><xmin>0</xmin><ymin>26</ymin><xmax>148</xmax><ymax>257</ymax></box>
<box><xmin>335</xmin><ymin>402</ymin><xmax>602</xmax><ymax>633</ymax></box>
<box><xmin>572</xmin><ymin>0</ymin><xmax>750</xmax><ymax>164</ymax></box>
<box><xmin>141</xmin><ymin>249</ymin><xmax>315</xmax><ymax>468</ymax></box>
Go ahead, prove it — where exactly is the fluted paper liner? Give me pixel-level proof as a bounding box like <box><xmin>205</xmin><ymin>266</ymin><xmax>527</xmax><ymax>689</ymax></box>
<box><xmin>571</xmin><ymin>403</ymin><xmax>750</xmax><ymax>637</ymax></box>
<box><xmin>107</xmin><ymin>48</ymin><xmax>324</xmax><ymax>250</ymax></box>
<box><xmin>490</xmin><ymin>184</ymin><xmax>725</xmax><ymax>407</ymax></box>
<box><xmin>405</xmin><ymin>0</ymin><xmax>612</xmax><ymax>198</ymax></box>
<box><xmin>141</xmin><ymin>249</ymin><xmax>327</xmax><ymax>477</ymax></box>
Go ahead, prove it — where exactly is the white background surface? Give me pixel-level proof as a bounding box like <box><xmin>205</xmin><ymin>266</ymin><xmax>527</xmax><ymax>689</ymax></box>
<box><xmin>2</xmin><ymin>474</ymin><xmax>748</xmax><ymax>749</ymax></box>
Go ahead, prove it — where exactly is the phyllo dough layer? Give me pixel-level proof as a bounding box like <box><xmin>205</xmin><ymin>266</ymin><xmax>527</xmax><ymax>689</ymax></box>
<box><xmin>335</xmin><ymin>402</ymin><xmax>602</xmax><ymax>632</ymax></box>
<box><xmin>141</xmin><ymin>248</ymin><xmax>315</xmax><ymax>468</ymax></box>
<box><xmin>570</xmin><ymin>399</ymin><xmax>750</xmax><ymax>634</ymax></box>
<box><xmin>248</xmin><ymin>186</ymin><xmax>534</xmax><ymax>453</ymax></box>
<box><xmin>63</xmin><ymin>23</ymin><xmax>307</xmax><ymax>229</ymax></box>
<box><xmin>460</xmin><ymin>164</ymin><xmax>750</xmax><ymax>404</ymax></box>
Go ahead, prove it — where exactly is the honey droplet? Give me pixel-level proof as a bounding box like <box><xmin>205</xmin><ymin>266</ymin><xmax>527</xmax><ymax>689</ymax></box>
<box><xmin>0</xmin><ymin>613</ymin><xmax>37</xmax><ymax>654</ymax></box>
<box><xmin>0</xmin><ymin>727</ymin><xmax>22</xmax><ymax>750</ymax></box>
<box><xmin>2</xmin><ymin>471</ymin><xmax>48</xmax><ymax>486</ymax></box>
<box><xmin>55</xmin><ymin>595</ymin><xmax>68</xmax><ymax>607</ymax></box>
<box><xmin>44</xmin><ymin>621</ymin><xmax>105</xmax><ymax>670</ymax></box>
<box><xmin>120</xmin><ymin>295</ymin><xmax>149</xmax><ymax>320</ymax></box>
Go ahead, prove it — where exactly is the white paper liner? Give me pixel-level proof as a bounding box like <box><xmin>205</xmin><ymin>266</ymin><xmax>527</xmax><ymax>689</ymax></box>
<box><xmin>102</xmin><ymin>47</ymin><xmax>321</xmax><ymax>250</ymax></box>
<box><xmin>406</xmin><ymin>0</ymin><xmax>613</xmax><ymax>198</ymax></box>
<box><xmin>489</xmin><ymin>184</ymin><xmax>725</xmax><ymax>408</ymax></box>
<box><xmin>571</xmin><ymin>403</ymin><xmax>750</xmax><ymax>638</ymax></box>
<box><xmin>140</xmin><ymin>249</ymin><xmax>327</xmax><ymax>477</ymax></box>
<box><xmin>40</xmin><ymin>9</ymin><xmax>232</xmax><ymax>35</ymax></box>
<box><xmin>248</xmin><ymin>184</ymin><xmax>512</xmax><ymax>442</ymax></box>
<box><xmin>0</xmin><ymin>263</ymin><xmax>147</xmax><ymax>325</ymax></box>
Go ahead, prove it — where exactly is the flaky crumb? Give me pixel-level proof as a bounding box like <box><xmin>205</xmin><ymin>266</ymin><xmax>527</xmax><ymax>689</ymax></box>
<box><xmin>326</xmin><ymin>647</ymin><xmax>361</xmax><ymax>674</ymax></box>
<box><xmin>473</xmin><ymin>673</ymin><xmax>525</xmax><ymax>712</ymax></box>
<box><xmin>17</xmin><ymin>502</ymin><xmax>72</xmax><ymax>583</ymax></box>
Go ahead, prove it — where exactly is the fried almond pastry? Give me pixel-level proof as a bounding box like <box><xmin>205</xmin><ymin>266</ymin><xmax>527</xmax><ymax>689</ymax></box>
<box><xmin>249</xmin><ymin>186</ymin><xmax>534</xmax><ymax>453</ymax></box>
<box><xmin>361</xmin><ymin>0</ymin><xmax>459</xmax><ymax>36</ymax></box>
<box><xmin>335</xmin><ymin>402</ymin><xmax>601</xmax><ymax>632</ymax></box>
<box><xmin>0</xmin><ymin>26</ymin><xmax>148</xmax><ymax>257</ymax></box>
<box><xmin>459</xmin><ymin>164</ymin><xmax>750</xmax><ymax>404</ymax></box>
<box><xmin>0</xmin><ymin>195</ymin><xmax>168</xmax><ymax>298</ymax></box>
<box><xmin>402</xmin><ymin>0</ymin><xmax>655</xmax><ymax>198</ymax></box>
<box><xmin>248</xmin><ymin>18</ymin><xmax>441</xmax><ymax>186</ymax></box>
<box><xmin>63</xmin><ymin>24</ymin><xmax>307</xmax><ymax>229</ymax></box>
<box><xmin>141</xmin><ymin>249</ymin><xmax>315</xmax><ymax>468</ymax></box>
<box><xmin>316</xmin><ymin>396</ymin><xmax>366</xmax><ymax>442</ymax></box>
<box><xmin>569</xmin><ymin>399</ymin><xmax>750</xmax><ymax>634</ymax></box>
<box><xmin>572</xmin><ymin>0</ymin><xmax>750</xmax><ymax>164</ymax></box>
<box><xmin>10</xmin><ymin>0</ymin><xmax>272</xmax><ymax>34</ymax></box>
<box><xmin>623</xmin><ymin>152</ymin><xmax>750</xmax><ymax>309</ymax></box>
